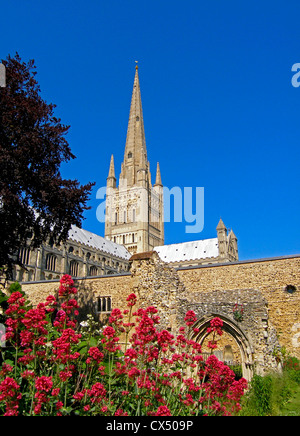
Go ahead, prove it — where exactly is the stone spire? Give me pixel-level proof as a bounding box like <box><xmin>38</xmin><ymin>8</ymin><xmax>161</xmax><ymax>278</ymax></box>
<box><xmin>154</xmin><ymin>162</ymin><xmax>162</xmax><ymax>186</ymax></box>
<box><xmin>107</xmin><ymin>154</ymin><xmax>116</xmax><ymax>188</ymax></box>
<box><xmin>216</xmin><ymin>218</ymin><xmax>227</xmax><ymax>231</ymax></box>
<box><xmin>120</xmin><ymin>64</ymin><xmax>150</xmax><ymax>187</ymax></box>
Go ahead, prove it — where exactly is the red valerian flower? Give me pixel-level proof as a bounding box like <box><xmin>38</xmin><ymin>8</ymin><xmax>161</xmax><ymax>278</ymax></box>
<box><xmin>102</xmin><ymin>326</ymin><xmax>116</xmax><ymax>338</ymax></box>
<box><xmin>87</xmin><ymin>382</ymin><xmax>106</xmax><ymax>404</ymax></box>
<box><xmin>0</xmin><ymin>377</ymin><xmax>20</xmax><ymax>400</ymax></box>
<box><xmin>86</xmin><ymin>347</ymin><xmax>104</xmax><ymax>364</ymax></box>
<box><xmin>109</xmin><ymin>308</ymin><xmax>123</xmax><ymax>324</ymax></box>
<box><xmin>155</xmin><ymin>405</ymin><xmax>172</xmax><ymax>416</ymax></box>
<box><xmin>115</xmin><ymin>409</ymin><xmax>129</xmax><ymax>416</ymax></box>
<box><xmin>126</xmin><ymin>293</ymin><xmax>137</xmax><ymax>307</ymax></box>
<box><xmin>0</xmin><ymin>283</ymin><xmax>248</xmax><ymax>417</ymax></box>
<box><xmin>35</xmin><ymin>376</ymin><xmax>53</xmax><ymax>392</ymax></box>
<box><xmin>58</xmin><ymin>274</ymin><xmax>78</xmax><ymax>297</ymax></box>
<box><xmin>207</xmin><ymin>317</ymin><xmax>224</xmax><ymax>336</ymax></box>
<box><xmin>0</xmin><ymin>377</ymin><xmax>21</xmax><ymax>416</ymax></box>
<box><xmin>0</xmin><ymin>364</ymin><xmax>13</xmax><ymax>377</ymax></box>
<box><xmin>184</xmin><ymin>310</ymin><xmax>197</xmax><ymax>327</ymax></box>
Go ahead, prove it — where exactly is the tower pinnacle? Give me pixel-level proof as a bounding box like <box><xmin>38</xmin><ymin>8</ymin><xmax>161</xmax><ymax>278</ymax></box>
<box><xmin>154</xmin><ymin>162</ymin><xmax>163</xmax><ymax>186</ymax></box>
<box><xmin>107</xmin><ymin>154</ymin><xmax>116</xmax><ymax>188</ymax></box>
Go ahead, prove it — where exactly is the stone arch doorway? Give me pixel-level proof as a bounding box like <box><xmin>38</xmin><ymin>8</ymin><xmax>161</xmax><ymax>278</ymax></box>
<box><xmin>191</xmin><ymin>314</ymin><xmax>254</xmax><ymax>381</ymax></box>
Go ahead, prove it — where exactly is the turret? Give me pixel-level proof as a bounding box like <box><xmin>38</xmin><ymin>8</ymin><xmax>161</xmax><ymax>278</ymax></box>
<box><xmin>217</xmin><ymin>218</ymin><xmax>228</xmax><ymax>258</ymax></box>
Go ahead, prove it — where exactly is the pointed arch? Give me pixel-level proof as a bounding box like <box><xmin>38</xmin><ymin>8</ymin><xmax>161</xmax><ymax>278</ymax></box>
<box><xmin>191</xmin><ymin>313</ymin><xmax>254</xmax><ymax>381</ymax></box>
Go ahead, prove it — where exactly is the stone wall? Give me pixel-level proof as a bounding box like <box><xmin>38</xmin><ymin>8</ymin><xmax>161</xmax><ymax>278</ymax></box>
<box><xmin>177</xmin><ymin>256</ymin><xmax>300</xmax><ymax>360</ymax></box>
<box><xmin>20</xmin><ymin>254</ymin><xmax>300</xmax><ymax>378</ymax></box>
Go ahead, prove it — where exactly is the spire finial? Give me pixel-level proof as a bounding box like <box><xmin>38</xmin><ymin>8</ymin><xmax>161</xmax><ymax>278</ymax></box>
<box><xmin>135</xmin><ymin>60</ymin><xmax>138</xmax><ymax>70</ymax></box>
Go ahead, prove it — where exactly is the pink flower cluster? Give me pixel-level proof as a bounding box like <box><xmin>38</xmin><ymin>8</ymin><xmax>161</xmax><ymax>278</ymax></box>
<box><xmin>0</xmin><ymin>275</ymin><xmax>248</xmax><ymax>416</ymax></box>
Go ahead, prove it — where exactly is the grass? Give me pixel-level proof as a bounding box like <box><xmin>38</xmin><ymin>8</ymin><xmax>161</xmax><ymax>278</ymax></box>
<box><xmin>279</xmin><ymin>384</ymin><xmax>300</xmax><ymax>416</ymax></box>
<box><xmin>239</xmin><ymin>365</ymin><xmax>300</xmax><ymax>416</ymax></box>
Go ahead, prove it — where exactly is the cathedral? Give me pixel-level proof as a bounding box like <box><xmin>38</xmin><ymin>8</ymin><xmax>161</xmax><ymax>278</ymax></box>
<box><xmin>13</xmin><ymin>65</ymin><xmax>238</xmax><ymax>283</ymax></box>
<box><xmin>104</xmin><ymin>64</ymin><xmax>164</xmax><ymax>254</ymax></box>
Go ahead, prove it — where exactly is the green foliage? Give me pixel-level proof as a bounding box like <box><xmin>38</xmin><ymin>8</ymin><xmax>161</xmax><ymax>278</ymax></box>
<box><xmin>240</xmin><ymin>357</ymin><xmax>300</xmax><ymax>416</ymax></box>
<box><xmin>0</xmin><ymin>290</ymin><xmax>8</xmax><ymax>325</ymax></box>
<box><xmin>0</xmin><ymin>53</ymin><xmax>94</xmax><ymax>279</ymax></box>
<box><xmin>284</xmin><ymin>356</ymin><xmax>300</xmax><ymax>384</ymax></box>
<box><xmin>8</xmin><ymin>282</ymin><xmax>22</xmax><ymax>294</ymax></box>
<box><xmin>251</xmin><ymin>375</ymin><xmax>273</xmax><ymax>416</ymax></box>
<box><xmin>229</xmin><ymin>364</ymin><xmax>243</xmax><ymax>380</ymax></box>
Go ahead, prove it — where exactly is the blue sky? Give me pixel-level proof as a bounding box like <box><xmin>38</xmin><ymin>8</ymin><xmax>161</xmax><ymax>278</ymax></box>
<box><xmin>1</xmin><ymin>0</ymin><xmax>300</xmax><ymax>260</ymax></box>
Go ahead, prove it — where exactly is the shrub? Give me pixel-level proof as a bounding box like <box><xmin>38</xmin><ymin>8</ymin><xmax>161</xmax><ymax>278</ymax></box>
<box><xmin>283</xmin><ymin>356</ymin><xmax>300</xmax><ymax>384</ymax></box>
<box><xmin>239</xmin><ymin>374</ymin><xmax>273</xmax><ymax>416</ymax></box>
<box><xmin>0</xmin><ymin>275</ymin><xmax>247</xmax><ymax>416</ymax></box>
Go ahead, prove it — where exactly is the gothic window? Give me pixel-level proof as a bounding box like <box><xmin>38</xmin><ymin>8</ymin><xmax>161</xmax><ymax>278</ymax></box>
<box><xmin>123</xmin><ymin>235</ymin><xmax>126</xmax><ymax>244</ymax></box>
<box><xmin>132</xmin><ymin>233</ymin><xmax>135</xmax><ymax>243</ymax></box>
<box><xmin>69</xmin><ymin>260</ymin><xmax>79</xmax><ymax>277</ymax></box>
<box><xmin>132</xmin><ymin>209</ymin><xmax>136</xmax><ymax>223</ymax></box>
<box><xmin>18</xmin><ymin>247</ymin><xmax>30</xmax><ymax>265</ymax></box>
<box><xmin>115</xmin><ymin>212</ymin><xmax>118</xmax><ymax>225</ymax></box>
<box><xmin>45</xmin><ymin>254</ymin><xmax>57</xmax><ymax>272</ymax></box>
<box><xmin>97</xmin><ymin>296</ymin><xmax>112</xmax><ymax>313</ymax></box>
<box><xmin>68</xmin><ymin>246</ymin><xmax>74</xmax><ymax>254</ymax></box>
<box><xmin>128</xmin><ymin>152</ymin><xmax>132</xmax><ymax>159</ymax></box>
<box><xmin>124</xmin><ymin>211</ymin><xmax>126</xmax><ymax>223</ymax></box>
<box><xmin>90</xmin><ymin>266</ymin><xmax>98</xmax><ymax>276</ymax></box>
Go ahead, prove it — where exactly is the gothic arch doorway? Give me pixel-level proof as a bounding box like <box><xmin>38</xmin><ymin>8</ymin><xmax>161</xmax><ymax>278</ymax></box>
<box><xmin>191</xmin><ymin>314</ymin><xmax>254</xmax><ymax>381</ymax></box>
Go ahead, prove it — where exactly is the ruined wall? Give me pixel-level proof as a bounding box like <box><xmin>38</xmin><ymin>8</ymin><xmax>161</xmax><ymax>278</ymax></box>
<box><xmin>178</xmin><ymin>256</ymin><xmax>300</xmax><ymax>359</ymax></box>
<box><xmin>21</xmin><ymin>273</ymin><xmax>132</xmax><ymax>325</ymax></box>
<box><xmin>20</xmin><ymin>254</ymin><xmax>300</xmax><ymax>371</ymax></box>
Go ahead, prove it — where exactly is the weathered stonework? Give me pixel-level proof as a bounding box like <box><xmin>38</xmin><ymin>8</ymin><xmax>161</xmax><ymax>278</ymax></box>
<box><xmin>177</xmin><ymin>255</ymin><xmax>300</xmax><ymax>363</ymax></box>
<box><xmin>20</xmin><ymin>253</ymin><xmax>300</xmax><ymax>380</ymax></box>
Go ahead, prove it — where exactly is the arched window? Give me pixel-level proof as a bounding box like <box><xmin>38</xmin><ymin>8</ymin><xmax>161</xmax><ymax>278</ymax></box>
<box><xmin>97</xmin><ymin>296</ymin><xmax>112</xmax><ymax>313</ymax></box>
<box><xmin>132</xmin><ymin>209</ymin><xmax>136</xmax><ymax>223</ymax></box>
<box><xmin>18</xmin><ymin>247</ymin><xmax>30</xmax><ymax>265</ymax></box>
<box><xmin>128</xmin><ymin>152</ymin><xmax>132</xmax><ymax>159</ymax></box>
<box><xmin>115</xmin><ymin>212</ymin><xmax>118</xmax><ymax>225</ymax></box>
<box><xmin>123</xmin><ymin>235</ymin><xmax>126</xmax><ymax>244</ymax></box>
<box><xmin>69</xmin><ymin>260</ymin><xmax>79</xmax><ymax>277</ymax></box>
<box><xmin>45</xmin><ymin>254</ymin><xmax>57</xmax><ymax>272</ymax></box>
<box><xmin>90</xmin><ymin>266</ymin><xmax>98</xmax><ymax>276</ymax></box>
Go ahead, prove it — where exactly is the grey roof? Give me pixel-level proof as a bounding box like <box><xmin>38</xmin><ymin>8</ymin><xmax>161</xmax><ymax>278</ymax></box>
<box><xmin>154</xmin><ymin>238</ymin><xmax>219</xmax><ymax>263</ymax></box>
<box><xmin>68</xmin><ymin>225</ymin><xmax>131</xmax><ymax>260</ymax></box>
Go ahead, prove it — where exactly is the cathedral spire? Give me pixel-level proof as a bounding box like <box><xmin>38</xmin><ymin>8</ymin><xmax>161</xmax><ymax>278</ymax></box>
<box><xmin>120</xmin><ymin>64</ymin><xmax>149</xmax><ymax>187</ymax></box>
<box><xmin>105</xmin><ymin>65</ymin><xmax>164</xmax><ymax>252</ymax></box>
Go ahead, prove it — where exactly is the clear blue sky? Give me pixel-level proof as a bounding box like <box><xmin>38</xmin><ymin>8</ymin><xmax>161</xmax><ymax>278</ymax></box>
<box><xmin>1</xmin><ymin>0</ymin><xmax>300</xmax><ymax>260</ymax></box>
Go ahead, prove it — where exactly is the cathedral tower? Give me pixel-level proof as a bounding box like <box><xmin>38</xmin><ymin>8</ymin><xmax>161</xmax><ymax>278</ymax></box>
<box><xmin>105</xmin><ymin>65</ymin><xmax>164</xmax><ymax>254</ymax></box>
